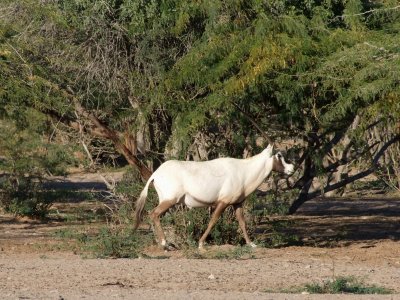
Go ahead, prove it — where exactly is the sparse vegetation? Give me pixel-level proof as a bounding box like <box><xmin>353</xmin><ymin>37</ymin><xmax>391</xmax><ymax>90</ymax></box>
<box><xmin>211</xmin><ymin>245</ymin><xmax>256</xmax><ymax>260</ymax></box>
<box><xmin>81</xmin><ymin>226</ymin><xmax>153</xmax><ymax>259</ymax></box>
<box><xmin>275</xmin><ymin>276</ymin><xmax>393</xmax><ymax>294</ymax></box>
<box><xmin>301</xmin><ymin>276</ymin><xmax>393</xmax><ymax>295</ymax></box>
<box><xmin>54</xmin><ymin>225</ymin><xmax>154</xmax><ymax>259</ymax></box>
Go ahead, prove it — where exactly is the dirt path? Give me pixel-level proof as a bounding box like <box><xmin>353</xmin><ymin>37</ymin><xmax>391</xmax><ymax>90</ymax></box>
<box><xmin>0</xmin><ymin>195</ymin><xmax>400</xmax><ymax>299</ymax></box>
<box><xmin>0</xmin><ymin>242</ymin><xmax>399</xmax><ymax>299</ymax></box>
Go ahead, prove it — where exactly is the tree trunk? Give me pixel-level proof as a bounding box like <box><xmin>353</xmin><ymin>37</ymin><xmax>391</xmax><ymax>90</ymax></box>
<box><xmin>288</xmin><ymin>179</ymin><xmax>313</xmax><ymax>214</ymax></box>
<box><xmin>73</xmin><ymin>99</ymin><xmax>153</xmax><ymax>180</ymax></box>
<box><xmin>289</xmin><ymin>155</ymin><xmax>315</xmax><ymax>214</ymax></box>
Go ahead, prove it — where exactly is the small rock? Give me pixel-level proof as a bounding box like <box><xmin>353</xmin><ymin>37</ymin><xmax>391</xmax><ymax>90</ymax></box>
<box><xmin>208</xmin><ymin>274</ymin><xmax>215</xmax><ymax>280</ymax></box>
<box><xmin>302</xmin><ymin>291</ymin><xmax>310</xmax><ymax>295</ymax></box>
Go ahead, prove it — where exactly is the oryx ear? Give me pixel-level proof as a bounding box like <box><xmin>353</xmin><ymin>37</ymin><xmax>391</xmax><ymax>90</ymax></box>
<box><xmin>266</xmin><ymin>144</ymin><xmax>274</xmax><ymax>156</ymax></box>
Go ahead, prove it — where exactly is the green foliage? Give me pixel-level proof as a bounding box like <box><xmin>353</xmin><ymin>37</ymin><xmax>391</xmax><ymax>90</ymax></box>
<box><xmin>79</xmin><ymin>226</ymin><xmax>153</xmax><ymax>258</ymax></box>
<box><xmin>0</xmin><ymin>118</ymin><xmax>73</xmax><ymax>176</ymax></box>
<box><xmin>54</xmin><ymin>225</ymin><xmax>153</xmax><ymax>258</ymax></box>
<box><xmin>0</xmin><ymin>118</ymin><xmax>77</xmax><ymax>217</ymax></box>
<box><xmin>114</xmin><ymin>168</ymin><xmax>144</xmax><ymax>195</ymax></box>
<box><xmin>0</xmin><ymin>177</ymin><xmax>50</xmax><ymax>218</ymax></box>
<box><xmin>253</xmin><ymin>189</ymin><xmax>299</xmax><ymax>217</ymax></box>
<box><xmin>303</xmin><ymin>276</ymin><xmax>392</xmax><ymax>294</ymax></box>
<box><xmin>3</xmin><ymin>0</ymin><xmax>399</xmax><ymax>152</ymax></box>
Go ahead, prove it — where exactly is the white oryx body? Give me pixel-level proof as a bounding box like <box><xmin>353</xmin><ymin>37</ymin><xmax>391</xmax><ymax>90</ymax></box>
<box><xmin>135</xmin><ymin>145</ymin><xmax>294</xmax><ymax>249</ymax></box>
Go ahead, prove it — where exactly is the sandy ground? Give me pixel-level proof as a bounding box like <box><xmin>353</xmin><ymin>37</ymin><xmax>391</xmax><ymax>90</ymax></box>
<box><xmin>0</xmin><ymin>173</ymin><xmax>399</xmax><ymax>299</ymax></box>
<box><xmin>0</xmin><ymin>242</ymin><xmax>399</xmax><ymax>299</ymax></box>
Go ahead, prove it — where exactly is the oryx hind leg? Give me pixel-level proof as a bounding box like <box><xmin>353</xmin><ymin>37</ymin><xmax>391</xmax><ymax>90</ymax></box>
<box><xmin>150</xmin><ymin>199</ymin><xmax>176</xmax><ymax>249</ymax></box>
<box><xmin>234</xmin><ymin>203</ymin><xmax>256</xmax><ymax>248</ymax></box>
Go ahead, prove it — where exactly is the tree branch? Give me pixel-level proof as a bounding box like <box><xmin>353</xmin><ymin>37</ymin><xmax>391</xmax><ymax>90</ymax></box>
<box><xmin>31</xmin><ymin>77</ymin><xmax>153</xmax><ymax>180</ymax></box>
<box><xmin>72</xmin><ymin>99</ymin><xmax>152</xmax><ymax>180</ymax></box>
<box><xmin>307</xmin><ymin>134</ymin><xmax>400</xmax><ymax>200</ymax></box>
<box><xmin>232</xmin><ymin>102</ymin><xmax>274</xmax><ymax>145</ymax></box>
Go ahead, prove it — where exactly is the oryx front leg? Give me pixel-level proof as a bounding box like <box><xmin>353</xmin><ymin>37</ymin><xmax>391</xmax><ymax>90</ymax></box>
<box><xmin>198</xmin><ymin>202</ymin><xmax>228</xmax><ymax>249</ymax></box>
<box><xmin>149</xmin><ymin>199</ymin><xmax>176</xmax><ymax>249</ymax></box>
<box><xmin>234</xmin><ymin>203</ymin><xmax>256</xmax><ymax>248</ymax></box>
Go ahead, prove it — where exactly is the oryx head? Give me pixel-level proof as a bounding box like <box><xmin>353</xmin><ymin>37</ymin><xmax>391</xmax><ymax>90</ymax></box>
<box><xmin>272</xmin><ymin>151</ymin><xmax>295</xmax><ymax>175</ymax></box>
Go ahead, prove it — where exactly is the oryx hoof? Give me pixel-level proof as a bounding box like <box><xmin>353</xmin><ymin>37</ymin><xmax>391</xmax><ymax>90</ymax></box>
<box><xmin>161</xmin><ymin>239</ymin><xmax>177</xmax><ymax>251</ymax></box>
<box><xmin>198</xmin><ymin>241</ymin><xmax>206</xmax><ymax>251</ymax></box>
<box><xmin>249</xmin><ymin>242</ymin><xmax>257</xmax><ymax>248</ymax></box>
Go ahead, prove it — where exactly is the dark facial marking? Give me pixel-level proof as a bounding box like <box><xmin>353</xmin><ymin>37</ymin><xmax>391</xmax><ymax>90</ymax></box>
<box><xmin>272</xmin><ymin>155</ymin><xmax>285</xmax><ymax>173</ymax></box>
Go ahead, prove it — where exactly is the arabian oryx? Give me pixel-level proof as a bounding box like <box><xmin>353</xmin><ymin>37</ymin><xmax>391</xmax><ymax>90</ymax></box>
<box><xmin>134</xmin><ymin>144</ymin><xmax>294</xmax><ymax>249</ymax></box>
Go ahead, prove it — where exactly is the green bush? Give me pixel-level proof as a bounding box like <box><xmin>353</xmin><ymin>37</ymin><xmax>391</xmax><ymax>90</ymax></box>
<box><xmin>53</xmin><ymin>225</ymin><xmax>154</xmax><ymax>258</ymax></box>
<box><xmin>80</xmin><ymin>226</ymin><xmax>153</xmax><ymax>258</ymax></box>
<box><xmin>0</xmin><ymin>176</ymin><xmax>51</xmax><ymax>218</ymax></box>
<box><xmin>0</xmin><ymin>118</ymin><xmax>79</xmax><ymax>218</ymax></box>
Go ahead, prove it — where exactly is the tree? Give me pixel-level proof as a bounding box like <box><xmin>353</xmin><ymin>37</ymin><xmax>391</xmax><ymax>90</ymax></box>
<box><xmin>156</xmin><ymin>0</ymin><xmax>400</xmax><ymax>212</ymax></box>
<box><xmin>1</xmin><ymin>0</ymin><xmax>399</xmax><ymax>214</ymax></box>
<box><xmin>1</xmin><ymin>0</ymin><xmax>182</xmax><ymax>179</ymax></box>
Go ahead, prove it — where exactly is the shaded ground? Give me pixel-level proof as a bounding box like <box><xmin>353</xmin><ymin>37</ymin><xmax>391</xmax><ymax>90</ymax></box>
<box><xmin>0</xmin><ymin>174</ymin><xmax>399</xmax><ymax>299</ymax></box>
<box><xmin>278</xmin><ymin>197</ymin><xmax>400</xmax><ymax>246</ymax></box>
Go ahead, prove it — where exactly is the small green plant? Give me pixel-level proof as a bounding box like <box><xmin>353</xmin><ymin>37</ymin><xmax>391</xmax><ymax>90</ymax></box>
<box><xmin>302</xmin><ymin>276</ymin><xmax>392</xmax><ymax>294</ymax></box>
<box><xmin>182</xmin><ymin>245</ymin><xmax>256</xmax><ymax>259</ymax></box>
<box><xmin>86</xmin><ymin>228</ymin><xmax>149</xmax><ymax>258</ymax></box>
<box><xmin>79</xmin><ymin>226</ymin><xmax>154</xmax><ymax>258</ymax></box>
<box><xmin>53</xmin><ymin>228</ymin><xmax>86</xmax><ymax>240</ymax></box>
<box><xmin>111</xmin><ymin>168</ymin><xmax>159</xmax><ymax>225</ymax></box>
<box><xmin>212</xmin><ymin>245</ymin><xmax>255</xmax><ymax>260</ymax></box>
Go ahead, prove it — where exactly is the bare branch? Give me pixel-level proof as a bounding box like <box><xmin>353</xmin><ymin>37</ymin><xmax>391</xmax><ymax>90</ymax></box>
<box><xmin>333</xmin><ymin>5</ymin><xmax>400</xmax><ymax>20</ymax></box>
<box><xmin>308</xmin><ymin>134</ymin><xmax>400</xmax><ymax>199</ymax></box>
<box><xmin>72</xmin><ymin>99</ymin><xmax>152</xmax><ymax>180</ymax></box>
